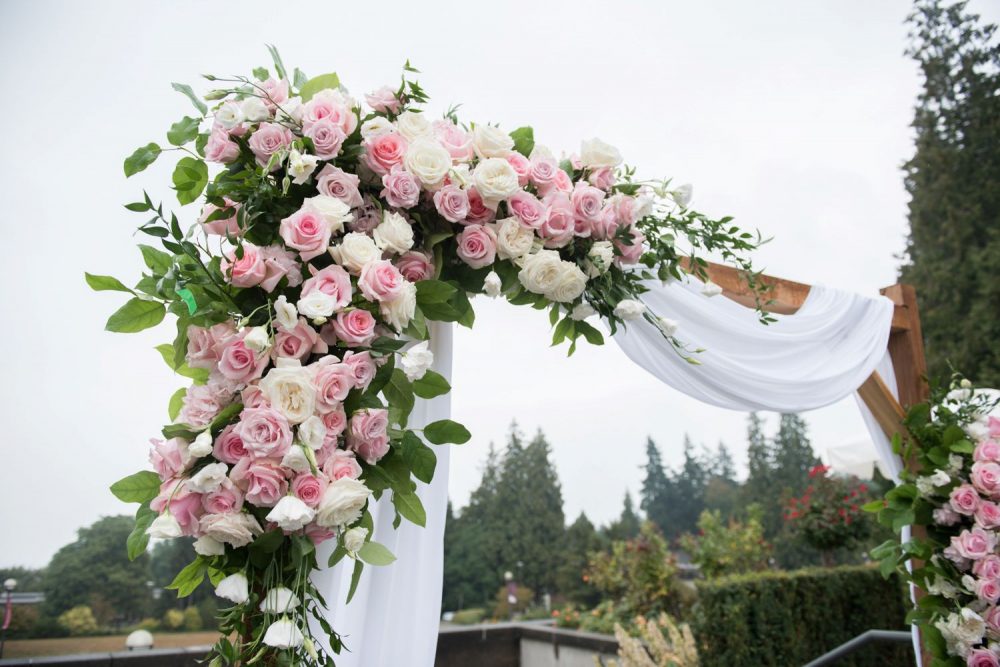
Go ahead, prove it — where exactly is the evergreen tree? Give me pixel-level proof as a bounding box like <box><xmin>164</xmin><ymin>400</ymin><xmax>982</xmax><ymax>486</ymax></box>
<box><xmin>555</xmin><ymin>512</ymin><xmax>605</xmax><ymax>606</ymax></box>
<box><xmin>714</xmin><ymin>441</ymin><xmax>738</xmax><ymax>482</ymax></box>
<box><xmin>605</xmin><ymin>491</ymin><xmax>642</xmax><ymax>541</ymax></box>
<box><xmin>640</xmin><ymin>437</ymin><xmax>672</xmax><ymax>533</ymax></box>
<box><xmin>669</xmin><ymin>436</ymin><xmax>709</xmax><ymax>537</ymax></box>
<box><xmin>704</xmin><ymin>441</ymin><xmax>741</xmax><ymax>520</ymax></box>
<box><xmin>744</xmin><ymin>413</ymin><xmax>772</xmax><ymax>501</ymax></box>
<box><xmin>900</xmin><ymin>0</ymin><xmax>1000</xmax><ymax>387</ymax></box>
<box><xmin>510</xmin><ymin>429</ymin><xmax>566</xmax><ymax>593</ymax></box>
<box><xmin>772</xmin><ymin>413</ymin><xmax>819</xmax><ymax>495</ymax></box>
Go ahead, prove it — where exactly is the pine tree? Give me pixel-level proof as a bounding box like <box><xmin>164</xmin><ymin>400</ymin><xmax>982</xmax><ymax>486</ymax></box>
<box><xmin>714</xmin><ymin>442</ymin><xmax>738</xmax><ymax>482</ymax></box>
<box><xmin>669</xmin><ymin>436</ymin><xmax>709</xmax><ymax>537</ymax></box>
<box><xmin>900</xmin><ymin>0</ymin><xmax>1000</xmax><ymax>386</ymax></box>
<box><xmin>640</xmin><ymin>437</ymin><xmax>672</xmax><ymax>533</ymax></box>
<box><xmin>555</xmin><ymin>512</ymin><xmax>605</xmax><ymax>606</ymax></box>
<box><xmin>606</xmin><ymin>491</ymin><xmax>642</xmax><ymax>541</ymax></box>
<box><xmin>704</xmin><ymin>441</ymin><xmax>741</xmax><ymax>520</ymax></box>
<box><xmin>772</xmin><ymin>413</ymin><xmax>819</xmax><ymax>495</ymax></box>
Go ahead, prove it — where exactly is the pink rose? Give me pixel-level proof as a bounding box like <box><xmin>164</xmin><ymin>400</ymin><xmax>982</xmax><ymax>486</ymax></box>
<box><xmin>359</xmin><ymin>260</ymin><xmax>405</xmax><ymax>302</ymax></box>
<box><xmin>363</xmin><ymin>132</ymin><xmax>408</xmax><ymax>176</ymax></box>
<box><xmin>152</xmin><ymin>480</ymin><xmax>203</xmax><ymax>536</ymax></box>
<box><xmin>434</xmin><ymin>120</ymin><xmax>473</xmax><ymax>161</ymax></box>
<box><xmin>987</xmin><ymin>606</ymin><xmax>1000</xmax><ymax>633</ymax></box>
<box><xmin>366</xmin><ymin>86</ymin><xmax>402</xmax><ymax>114</ymax></box>
<box><xmin>330</xmin><ymin>310</ymin><xmax>377</xmax><ymax>347</ymax></box>
<box><xmin>979</xmin><ymin>501</ymin><xmax>1000</xmax><ymax>529</ymax></box>
<box><xmin>975</xmin><ymin>555</ymin><xmax>1000</xmax><ymax>580</ymax></box>
<box><xmin>465</xmin><ymin>188</ymin><xmax>495</xmax><ymax>225</ymax></box>
<box><xmin>302</xmin><ymin>264</ymin><xmax>353</xmax><ymax>311</ymax></box>
<box><xmin>322</xmin><ymin>405</ymin><xmax>348</xmax><ymax>439</ymax></box>
<box><xmin>304</xmin><ymin>118</ymin><xmax>347</xmax><ymax>160</ymax></box>
<box><xmin>311</xmin><ymin>357</ymin><xmax>355</xmax><ymax>412</ymax></box>
<box><xmin>506</xmin><ymin>153</ymin><xmax>532</xmax><ymax>187</ymax></box>
<box><xmin>179</xmin><ymin>383</ymin><xmax>230</xmax><ymax>428</ymax></box>
<box><xmin>213</xmin><ymin>425</ymin><xmax>248</xmax><ymax>465</ymax></box>
<box><xmin>187</xmin><ymin>323</ymin><xmax>235</xmax><ymax>370</ymax></box>
<box><xmin>934</xmin><ymin>507</ymin><xmax>962</xmax><ymax>525</ymax></box>
<box><xmin>395</xmin><ymin>251</ymin><xmax>434</xmax><ymax>282</ymax></box>
<box><xmin>456</xmin><ymin>224</ymin><xmax>497</xmax><ymax>269</ymax></box>
<box><xmin>572</xmin><ymin>183</ymin><xmax>606</xmax><ymax>230</ymax></box>
<box><xmin>552</xmin><ymin>168</ymin><xmax>573</xmax><ymax>194</ymax></box>
<box><xmin>530</xmin><ymin>157</ymin><xmax>559</xmax><ymax>194</ymax></box>
<box><xmin>968</xmin><ymin>649</ymin><xmax>1000</xmax><ymax>667</ymax></box>
<box><xmin>952</xmin><ymin>526</ymin><xmax>997</xmax><ymax>560</ymax></box>
<box><xmin>279</xmin><ymin>205</ymin><xmax>331</xmax><ymax>261</ymax></box>
<box><xmin>990</xmin><ymin>417</ymin><xmax>1000</xmax><ymax>438</ymax></box>
<box><xmin>347</xmin><ymin>408</ymin><xmax>390</xmax><ymax>464</ymax></box>
<box><xmin>273</xmin><ymin>318</ymin><xmax>326</xmax><ymax>361</ymax></box>
<box><xmin>615</xmin><ymin>228</ymin><xmax>646</xmax><ymax>265</ymax></box>
<box><xmin>248</xmin><ymin>123</ymin><xmax>293</xmax><ymax>170</ymax></box>
<box><xmin>322</xmin><ymin>448</ymin><xmax>363</xmax><ymax>480</ymax></box>
<box><xmin>260</xmin><ymin>245</ymin><xmax>302</xmax><ymax>292</ymax></box>
<box><xmin>149</xmin><ymin>438</ymin><xmax>188</xmax><ymax>480</ymax></box>
<box><xmin>202</xmin><ymin>479</ymin><xmax>244</xmax><ymax>514</ymax></box>
<box><xmin>222</xmin><ymin>242</ymin><xmax>266</xmax><ymax>288</ymax></box>
<box><xmin>305</xmin><ymin>523</ymin><xmax>337</xmax><ymax>546</ymax></box>
<box><xmin>381</xmin><ymin>167</ymin><xmax>421</xmax><ymax>209</ymax></box>
<box><xmin>977</xmin><ymin>440</ymin><xmax>1000</xmax><ymax>463</ymax></box>
<box><xmin>539</xmin><ymin>194</ymin><xmax>575</xmax><ymax>248</ymax></box>
<box><xmin>508</xmin><ymin>191</ymin><xmax>546</xmax><ymax>229</ymax></box>
<box><xmin>259</xmin><ymin>78</ymin><xmax>289</xmax><ymax>108</ymax></box>
<box><xmin>977</xmin><ymin>578</ymin><xmax>1000</xmax><ymax>605</ymax></box>
<box><xmin>591</xmin><ymin>204</ymin><xmax>620</xmax><ymax>241</ymax></box>
<box><xmin>349</xmin><ymin>196</ymin><xmax>382</xmax><ymax>233</ymax></box>
<box><xmin>974</xmin><ymin>461</ymin><xmax>1000</xmax><ymax>498</ymax></box>
<box><xmin>588</xmin><ymin>167</ymin><xmax>615</xmax><ymax>191</ymax></box>
<box><xmin>205</xmin><ymin>125</ymin><xmax>240</xmax><ymax>164</ymax></box>
<box><xmin>199</xmin><ymin>198</ymin><xmax>241</xmax><ymax>236</ymax></box>
<box><xmin>342</xmin><ymin>351</ymin><xmax>376</xmax><ymax>391</ymax></box>
<box><xmin>433</xmin><ymin>184</ymin><xmax>470</xmax><ymax>223</ymax></box>
<box><xmin>236</xmin><ymin>407</ymin><xmax>293</xmax><ymax>459</ymax></box>
<box><xmin>292</xmin><ymin>473</ymin><xmax>327</xmax><ymax>508</ymax></box>
<box><xmin>241</xmin><ymin>384</ymin><xmax>269</xmax><ymax>409</ymax></box>
<box><xmin>231</xmin><ymin>458</ymin><xmax>288</xmax><ymax>508</ymax></box>
<box><xmin>302</xmin><ymin>93</ymin><xmax>357</xmax><ymax>135</ymax></box>
<box><xmin>216</xmin><ymin>331</ymin><xmax>269</xmax><ymax>385</ymax></box>
<box><xmin>952</xmin><ymin>484</ymin><xmax>982</xmax><ymax>515</ymax></box>
<box><xmin>316</xmin><ymin>165</ymin><xmax>363</xmax><ymax>208</ymax></box>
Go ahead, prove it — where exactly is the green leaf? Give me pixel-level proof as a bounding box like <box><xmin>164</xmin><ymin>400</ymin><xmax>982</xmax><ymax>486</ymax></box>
<box><xmin>551</xmin><ymin>316</ymin><xmax>573</xmax><ymax>346</ymax></box>
<box><xmin>346</xmin><ymin>559</ymin><xmax>364</xmax><ymax>603</ymax></box>
<box><xmin>171</xmin><ymin>82</ymin><xmax>207</xmax><ymax>116</ymax></box>
<box><xmin>415</xmin><ymin>280</ymin><xmax>458</xmax><ymax>305</ymax></box>
<box><xmin>412</xmin><ymin>370</ymin><xmax>450</xmax><ymax>399</ymax></box>
<box><xmin>250</xmin><ymin>529</ymin><xmax>285</xmax><ymax>555</ymax></box>
<box><xmin>156</xmin><ymin>344</ymin><xmax>208</xmax><ymax>381</ymax></box>
<box><xmin>293</xmin><ymin>67</ymin><xmax>308</xmax><ymax>90</ymax></box>
<box><xmin>327</xmin><ymin>544</ymin><xmax>349</xmax><ymax>568</ymax></box>
<box><xmin>167</xmin><ymin>558</ymin><xmax>207</xmax><ymax>597</ymax></box>
<box><xmin>574</xmin><ymin>320</ymin><xmax>605</xmax><ymax>346</ymax></box>
<box><xmin>176</xmin><ymin>287</ymin><xmax>198</xmax><ymax>315</ymax></box>
<box><xmin>85</xmin><ymin>273</ymin><xmax>133</xmax><ymax>294</ymax></box>
<box><xmin>124</xmin><ymin>143</ymin><xmax>161</xmax><ymax>177</ymax></box>
<box><xmin>110</xmin><ymin>471</ymin><xmax>162</xmax><ymax>504</ymax></box>
<box><xmin>139</xmin><ymin>244</ymin><xmax>173</xmax><ymax>275</ymax></box>
<box><xmin>509</xmin><ymin>126</ymin><xmax>535</xmax><ymax>157</ymax></box>
<box><xmin>392</xmin><ymin>491</ymin><xmax>426</xmax><ymax>527</ymax></box>
<box><xmin>209</xmin><ymin>402</ymin><xmax>244</xmax><ymax>435</ymax></box>
<box><xmin>266</xmin><ymin>44</ymin><xmax>288</xmax><ymax>81</ymax></box>
<box><xmin>423</xmin><ymin>419</ymin><xmax>471</xmax><ymax>445</ymax></box>
<box><xmin>127</xmin><ymin>505</ymin><xmax>156</xmax><ymax>560</ymax></box>
<box><xmin>168</xmin><ymin>387</ymin><xmax>186</xmax><ymax>421</ymax></box>
<box><xmin>167</xmin><ymin>116</ymin><xmax>202</xmax><ymax>146</ymax></box>
<box><xmin>383</xmin><ymin>369</ymin><xmax>415</xmax><ymax>428</ymax></box>
<box><xmin>402</xmin><ymin>431</ymin><xmax>436</xmax><ymax>484</ymax></box>
<box><xmin>172</xmin><ymin>157</ymin><xmax>209</xmax><ymax>206</ymax></box>
<box><xmin>357</xmin><ymin>541</ymin><xmax>396</xmax><ymax>566</ymax></box>
<box><xmin>299</xmin><ymin>73</ymin><xmax>341</xmax><ymax>102</ymax></box>
<box><xmin>105</xmin><ymin>298</ymin><xmax>166</xmax><ymax>333</ymax></box>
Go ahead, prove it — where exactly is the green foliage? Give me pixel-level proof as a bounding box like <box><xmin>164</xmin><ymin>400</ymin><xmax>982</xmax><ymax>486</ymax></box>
<box><xmin>299</xmin><ymin>73</ymin><xmax>341</xmax><ymax>102</ymax></box>
<box><xmin>604</xmin><ymin>492</ymin><xmax>642</xmax><ymax>542</ymax></box>
<box><xmin>171</xmin><ymin>156</ymin><xmax>209</xmax><ymax>205</ymax></box>
<box><xmin>509</xmin><ymin>126</ymin><xmax>535</xmax><ymax>157</ymax></box>
<box><xmin>124</xmin><ymin>143</ymin><xmax>161</xmax><ymax>177</ymax></box>
<box><xmin>555</xmin><ymin>513</ymin><xmax>606</xmax><ymax>607</ymax></box>
<box><xmin>182</xmin><ymin>605</ymin><xmax>203</xmax><ymax>631</ymax></box>
<box><xmin>784</xmin><ymin>467</ymin><xmax>874</xmax><ymax>559</ymax></box>
<box><xmin>105</xmin><ymin>298</ymin><xmax>166</xmax><ymax>333</ymax></box>
<box><xmin>691</xmin><ymin>566</ymin><xmax>910</xmax><ymax>667</ymax></box>
<box><xmin>110</xmin><ymin>470</ymin><xmax>162</xmax><ymax>503</ymax></box>
<box><xmin>57</xmin><ymin>605</ymin><xmax>99</xmax><ymax>636</ymax></box>
<box><xmin>450</xmin><ymin>608</ymin><xmax>487</xmax><ymax>625</ymax></box>
<box><xmin>680</xmin><ymin>509</ymin><xmax>771</xmax><ymax>579</ymax></box>
<box><xmin>586</xmin><ymin>522</ymin><xmax>679</xmax><ymax>619</ymax></box>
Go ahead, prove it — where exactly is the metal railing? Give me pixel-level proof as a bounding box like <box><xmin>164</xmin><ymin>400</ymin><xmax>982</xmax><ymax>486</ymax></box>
<box><xmin>803</xmin><ymin>629</ymin><xmax>913</xmax><ymax>666</ymax></box>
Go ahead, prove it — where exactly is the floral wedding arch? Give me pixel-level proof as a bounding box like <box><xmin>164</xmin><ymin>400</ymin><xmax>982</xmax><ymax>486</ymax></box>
<box><xmin>93</xmin><ymin>48</ymin><xmax>929</xmax><ymax>667</ymax></box>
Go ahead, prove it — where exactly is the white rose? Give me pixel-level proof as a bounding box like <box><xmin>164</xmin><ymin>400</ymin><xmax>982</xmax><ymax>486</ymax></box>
<box><xmin>404</xmin><ymin>137</ymin><xmax>452</xmax><ymax>189</ymax></box>
<box><xmin>287</xmin><ymin>150</ymin><xmax>319</xmax><ymax>185</ymax></box>
<box><xmin>188</xmin><ymin>430</ymin><xmax>214</xmax><ymax>458</ymax></box>
<box><xmin>518</xmin><ymin>250</ymin><xmax>563</xmax><ymax>296</ymax></box>
<box><xmin>400</xmin><ymin>341</ymin><xmax>434</xmax><ymax>381</ymax></box>
<box><xmin>273</xmin><ymin>295</ymin><xmax>298</xmax><ymax>331</ymax></box>
<box><xmin>316</xmin><ymin>477</ymin><xmax>372</xmax><ymax>528</ymax></box>
<box><xmin>658</xmin><ymin>317</ymin><xmax>679</xmax><ymax>336</ymax></box>
<box><xmin>243</xmin><ymin>326</ymin><xmax>270</xmax><ymax>353</ymax></box>
<box><xmin>304</xmin><ymin>195</ymin><xmax>352</xmax><ymax>236</ymax></box>
<box><xmin>214</xmin><ymin>102</ymin><xmax>243</xmax><ymax>130</ymax></box>
<box><xmin>472</xmin><ymin>125</ymin><xmax>514</xmax><ymax>159</ymax></box>
<box><xmin>298</xmin><ymin>415</ymin><xmax>327</xmax><ymax>451</ymax></box>
<box><xmin>672</xmin><ymin>183</ymin><xmax>693</xmax><ymax>208</ymax></box>
<box><xmin>215</xmin><ymin>573</ymin><xmax>249</xmax><ymax>604</ymax></box>
<box><xmin>473</xmin><ymin>158</ymin><xmax>520</xmax><ymax>206</ymax></box>
<box><xmin>147</xmin><ymin>513</ymin><xmax>182</xmax><ymax>539</ymax></box>
<box><xmin>373</xmin><ymin>212</ymin><xmax>415</xmax><ymax>255</ymax></box>
<box><xmin>188</xmin><ymin>462</ymin><xmax>229</xmax><ymax>494</ymax></box>
<box><xmin>260</xmin><ymin>586</ymin><xmax>301</xmax><ymax>614</ymax></box>
<box><xmin>200</xmin><ymin>512</ymin><xmax>262</xmax><ymax>548</ymax></box>
<box><xmin>361</xmin><ymin>116</ymin><xmax>396</xmax><ymax>141</ymax></box>
<box><xmin>330</xmin><ymin>232</ymin><xmax>381</xmax><ymax>274</ymax></box>
<box><xmin>529</xmin><ymin>144</ymin><xmax>555</xmax><ymax>161</ymax></box>
<box><xmin>280</xmin><ymin>445</ymin><xmax>310</xmax><ymax>473</ymax></box>
<box><xmin>571</xmin><ymin>303</ymin><xmax>596</xmax><ymax>321</ymax></box>
<box><xmin>343</xmin><ymin>527</ymin><xmax>368</xmax><ymax>554</ymax></box>
<box><xmin>296</xmin><ymin>290</ymin><xmax>337</xmax><ymax>320</ymax></box>
<box><xmin>448</xmin><ymin>164</ymin><xmax>471</xmax><ymax>188</ymax></box>
<box><xmin>380</xmin><ymin>281</ymin><xmax>416</xmax><ymax>331</ymax></box>
<box><xmin>614</xmin><ymin>299</ymin><xmax>646</xmax><ymax>320</ymax></box>
<box><xmin>701</xmin><ymin>281</ymin><xmax>723</xmax><ymax>297</ymax></box>
<box><xmin>579</xmin><ymin>138</ymin><xmax>622</xmax><ymax>168</ymax></box>
<box><xmin>259</xmin><ymin>359</ymin><xmax>317</xmax><ymax>424</ymax></box>
<box><xmin>586</xmin><ymin>241</ymin><xmax>615</xmax><ymax>277</ymax></box>
<box><xmin>483</xmin><ymin>271</ymin><xmax>502</xmax><ymax>298</ymax></box>
<box><xmin>547</xmin><ymin>262</ymin><xmax>588</xmax><ymax>303</ymax></box>
<box><xmin>266</xmin><ymin>496</ymin><xmax>316</xmax><ymax>532</ymax></box>
<box><xmin>494</xmin><ymin>217</ymin><xmax>535</xmax><ymax>260</ymax></box>
<box><xmin>193</xmin><ymin>535</ymin><xmax>225</xmax><ymax>557</ymax></box>
<box><xmin>263</xmin><ymin>618</ymin><xmax>304</xmax><ymax>649</ymax></box>
<box><xmin>241</xmin><ymin>97</ymin><xmax>270</xmax><ymax>123</ymax></box>
<box><xmin>396</xmin><ymin>111</ymin><xmax>433</xmax><ymax>141</ymax></box>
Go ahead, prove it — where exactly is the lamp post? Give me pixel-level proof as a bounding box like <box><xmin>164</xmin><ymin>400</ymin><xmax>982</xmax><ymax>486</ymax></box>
<box><xmin>1</xmin><ymin>578</ymin><xmax>16</xmax><ymax>659</ymax></box>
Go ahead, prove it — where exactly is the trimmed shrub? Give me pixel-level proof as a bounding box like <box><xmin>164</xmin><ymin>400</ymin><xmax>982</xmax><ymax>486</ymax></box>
<box><xmin>57</xmin><ymin>605</ymin><xmax>99</xmax><ymax>636</ymax></box>
<box><xmin>691</xmin><ymin>565</ymin><xmax>910</xmax><ymax>667</ymax></box>
<box><xmin>450</xmin><ymin>608</ymin><xmax>486</xmax><ymax>625</ymax></box>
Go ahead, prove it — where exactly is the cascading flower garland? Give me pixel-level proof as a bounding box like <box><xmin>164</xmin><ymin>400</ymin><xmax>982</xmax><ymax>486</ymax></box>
<box><xmin>92</xmin><ymin>47</ymin><xmax>765</xmax><ymax>666</ymax></box>
<box><xmin>870</xmin><ymin>380</ymin><xmax>1000</xmax><ymax>667</ymax></box>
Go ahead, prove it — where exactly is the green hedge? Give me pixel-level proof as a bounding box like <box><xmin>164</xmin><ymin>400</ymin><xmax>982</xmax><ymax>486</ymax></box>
<box><xmin>691</xmin><ymin>565</ymin><xmax>911</xmax><ymax>667</ymax></box>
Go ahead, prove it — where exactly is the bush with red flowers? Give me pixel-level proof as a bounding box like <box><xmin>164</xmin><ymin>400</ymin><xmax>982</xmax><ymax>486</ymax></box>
<box><xmin>783</xmin><ymin>465</ymin><xmax>874</xmax><ymax>562</ymax></box>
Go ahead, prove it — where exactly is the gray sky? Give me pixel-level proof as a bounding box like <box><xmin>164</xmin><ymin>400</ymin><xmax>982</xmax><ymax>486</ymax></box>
<box><xmin>2</xmin><ymin>0</ymin><xmax>996</xmax><ymax>569</ymax></box>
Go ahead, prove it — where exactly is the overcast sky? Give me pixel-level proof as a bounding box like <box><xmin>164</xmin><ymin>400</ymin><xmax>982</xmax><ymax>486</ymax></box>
<box><xmin>2</xmin><ymin>0</ymin><xmax>997</xmax><ymax>569</ymax></box>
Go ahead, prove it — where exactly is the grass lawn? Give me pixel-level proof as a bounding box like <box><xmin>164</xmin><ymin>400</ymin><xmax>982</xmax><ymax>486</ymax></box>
<box><xmin>3</xmin><ymin>631</ymin><xmax>220</xmax><ymax>658</ymax></box>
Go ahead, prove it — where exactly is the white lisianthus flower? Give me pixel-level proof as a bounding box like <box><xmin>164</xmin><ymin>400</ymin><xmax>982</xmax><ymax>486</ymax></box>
<box><xmin>580</xmin><ymin>138</ymin><xmax>623</xmax><ymax>168</ymax></box>
<box><xmin>200</xmin><ymin>513</ymin><xmax>262</xmax><ymax>548</ymax></box>
<box><xmin>297</xmin><ymin>290</ymin><xmax>337</xmax><ymax>320</ymax></box>
<box><xmin>483</xmin><ymin>271</ymin><xmax>503</xmax><ymax>298</ymax></box>
<box><xmin>276</xmin><ymin>97</ymin><xmax>303</xmax><ymax>124</ymax></box>
<box><xmin>547</xmin><ymin>263</ymin><xmax>588</xmax><ymax>303</ymax></box>
<box><xmin>403</xmin><ymin>137</ymin><xmax>452</xmax><ymax>189</ymax></box>
<box><xmin>380</xmin><ymin>281</ymin><xmax>417</xmax><ymax>331</ymax></box>
<box><xmin>188</xmin><ymin>430</ymin><xmax>214</xmax><ymax>458</ymax></box>
<box><xmin>316</xmin><ymin>478</ymin><xmax>372</xmax><ymax>528</ymax></box>
<box><xmin>287</xmin><ymin>150</ymin><xmax>320</xmax><ymax>185</ymax></box>
<box><xmin>263</xmin><ymin>618</ymin><xmax>304</xmax><ymax>649</ymax></box>
<box><xmin>260</xmin><ymin>587</ymin><xmax>301</xmax><ymax>614</ymax></box>
<box><xmin>214</xmin><ymin>102</ymin><xmax>243</xmax><ymax>130</ymax></box>
<box><xmin>927</xmin><ymin>575</ymin><xmax>960</xmax><ymax>600</ymax></box>
<box><xmin>273</xmin><ymin>295</ymin><xmax>298</xmax><ymax>331</ymax></box>
<box><xmin>915</xmin><ymin>475</ymin><xmax>937</xmax><ymax>497</ymax></box>
<box><xmin>330</xmin><ymin>232</ymin><xmax>382</xmax><ymax>274</ymax></box>
<box><xmin>343</xmin><ymin>527</ymin><xmax>368</xmax><ymax>555</ymax></box>
<box><xmin>243</xmin><ymin>326</ymin><xmax>270</xmax><ymax>353</ymax></box>
<box><xmin>373</xmin><ymin>212</ymin><xmax>415</xmax><ymax>255</ymax></box>
<box><xmin>280</xmin><ymin>445</ymin><xmax>310</xmax><ymax>473</ymax></box>
<box><xmin>586</xmin><ymin>241</ymin><xmax>615</xmax><ymax>277</ymax></box>
<box><xmin>571</xmin><ymin>303</ymin><xmax>596</xmax><ymax>321</ymax></box>
<box><xmin>701</xmin><ymin>281</ymin><xmax>724</xmax><ymax>297</ymax></box>
<box><xmin>193</xmin><ymin>535</ymin><xmax>225</xmax><ymax>557</ymax></box>
<box><xmin>215</xmin><ymin>573</ymin><xmax>249</xmax><ymax>604</ymax></box>
<box><xmin>930</xmin><ymin>470</ymin><xmax>951</xmax><ymax>486</ymax></box>
<box><xmin>147</xmin><ymin>513</ymin><xmax>182</xmax><ymax>539</ymax></box>
<box><xmin>473</xmin><ymin>158</ymin><xmax>520</xmax><ymax>206</ymax></box>
<box><xmin>259</xmin><ymin>358</ymin><xmax>317</xmax><ymax>424</ymax></box>
<box><xmin>241</xmin><ymin>97</ymin><xmax>270</xmax><ymax>123</ymax></box>
<box><xmin>472</xmin><ymin>125</ymin><xmax>514</xmax><ymax>159</ymax></box>
<box><xmin>266</xmin><ymin>496</ymin><xmax>316</xmax><ymax>532</ymax></box>
<box><xmin>298</xmin><ymin>415</ymin><xmax>327</xmax><ymax>451</ymax></box>
<box><xmin>935</xmin><ymin>608</ymin><xmax>985</xmax><ymax>658</ymax></box>
<box><xmin>518</xmin><ymin>250</ymin><xmax>563</xmax><ymax>297</ymax></box>
<box><xmin>360</xmin><ymin>117</ymin><xmax>396</xmax><ymax>140</ymax></box>
<box><xmin>494</xmin><ymin>217</ymin><xmax>534</xmax><ymax>260</ymax></box>
<box><xmin>658</xmin><ymin>317</ymin><xmax>679</xmax><ymax>336</ymax></box>
<box><xmin>672</xmin><ymin>183</ymin><xmax>693</xmax><ymax>208</ymax></box>
<box><xmin>614</xmin><ymin>299</ymin><xmax>646</xmax><ymax>320</ymax></box>
<box><xmin>304</xmin><ymin>195</ymin><xmax>352</xmax><ymax>236</ymax></box>
<box><xmin>188</xmin><ymin>462</ymin><xmax>229</xmax><ymax>494</ymax></box>
<box><xmin>948</xmin><ymin>454</ymin><xmax>964</xmax><ymax>475</ymax></box>
<box><xmin>400</xmin><ymin>341</ymin><xmax>434</xmax><ymax>381</ymax></box>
